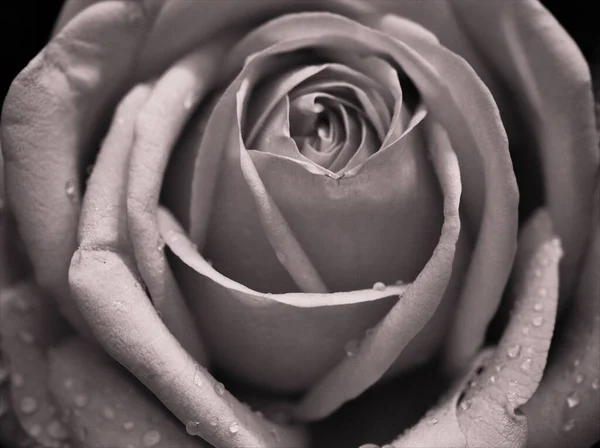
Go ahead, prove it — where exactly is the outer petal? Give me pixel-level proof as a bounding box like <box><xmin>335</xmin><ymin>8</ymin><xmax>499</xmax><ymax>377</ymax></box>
<box><xmin>523</xmin><ymin>182</ymin><xmax>600</xmax><ymax>448</ymax></box>
<box><xmin>377</xmin><ymin>0</ymin><xmax>599</xmax><ymax>302</ymax></box>
<box><xmin>385</xmin><ymin>209</ymin><xmax>562</xmax><ymax>448</ymax></box>
<box><xmin>69</xmin><ymin>84</ymin><xmax>307</xmax><ymax>448</ymax></box>
<box><xmin>0</xmin><ymin>0</ymin><xmax>161</xmax><ymax>334</ymax></box>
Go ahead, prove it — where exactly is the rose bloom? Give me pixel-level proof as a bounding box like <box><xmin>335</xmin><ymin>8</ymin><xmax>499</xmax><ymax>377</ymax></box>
<box><xmin>0</xmin><ymin>0</ymin><xmax>598</xmax><ymax>447</ymax></box>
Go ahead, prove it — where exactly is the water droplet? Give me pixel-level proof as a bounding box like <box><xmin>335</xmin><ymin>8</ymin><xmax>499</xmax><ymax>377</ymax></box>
<box><xmin>573</xmin><ymin>359</ymin><xmax>581</xmax><ymax>367</ymax></box>
<box><xmin>372</xmin><ymin>282</ymin><xmax>386</xmax><ymax>291</ymax></box>
<box><xmin>183</xmin><ymin>93</ymin><xmax>196</xmax><ymax>110</ymax></box>
<box><xmin>214</xmin><ymin>382</ymin><xmax>225</xmax><ymax>396</ymax></box>
<box><xmin>19</xmin><ymin>331</ymin><xmax>35</xmax><ymax>344</ymax></box>
<box><xmin>358</xmin><ymin>444</ymin><xmax>380</xmax><ymax>448</ymax></box>
<box><xmin>47</xmin><ymin>420</ymin><xmax>68</xmax><ymax>440</ymax></box>
<box><xmin>468</xmin><ymin>380</ymin><xmax>477</xmax><ymax>389</ymax></box>
<box><xmin>459</xmin><ymin>399</ymin><xmax>471</xmax><ymax>411</ymax></box>
<box><xmin>65</xmin><ymin>180</ymin><xmax>77</xmax><ymax>201</ymax></box>
<box><xmin>538</xmin><ymin>288</ymin><xmax>547</xmax><ymax>298</ymax></box>
<box><xmin>521</xmin><ymin>358</ymin><xmax>532</xmax><ymax>371</ymax></box>
<box><xmin>428</xmin><ymin>417</ymin><xmax>439</xmax><ymax>425</ymax></box>
<box><xmin>344</xmin><ymin>339</ymin><xmax>359</xmax><ymax>357</ymax></box>
<box><xmin>142</xmin><ymin>430</ymin><xmax>161</xmax><ymax>447</ymax></box>
<box><xmin>592</xmin><ymin>379</ymin><xmax>599</xmax><ymax>390</ymax></box>
<box><xmin>63</xmin><ymin>378</ymin><xmax>74</xmax><ymax>389</ymax></box>
<box><xmin>490</xmin><ymin>375</ymin><xmax>497</xmax><ymax>383</ymax></box>
<box><xmin>157</xmin><ymin>238</ymin><xmax>165</xmax><ymax>252</ymax></box>
<box><xmin>533</xmin><ymin>302</ymin><xmax>544</xmax><ymax>311</ymax></box>
<box><xmin>209</xmin><ymin>415</ymin><xmax>218</xmax><ymax>427</ymax></box>
<box><xmin>562</xmin><ymin>418</ymin><xmax>575</xmax><ymax>432</ymax></box>
<box><xmin>186</xmin><ymin>421</ymin><xmax>201</xmax><ymax>436</ymax></box>
<box><xmin>533</xmin><ymin>269</ymin><xmax>541</xmax><ymax>278</ymax></box>
<box><xmin>507</xmin><ymin>345</ymin><xmax>521</xmax><ymax>358</ymax></box>
<box><xmin>495</xmin><ymin>364</ymin><xmax>505</xmax><ymax>373</ymax></box>
<box><xmin>13</xmin><ymin>373</ymin><xmax>24</xmax><ymax>387</ymax></box>
<box><xmin>123</xmin><ymin>422</ymin><xmax>134</xmax><ymax>431</ymax></box>
<box><xmin>74</xmin><ymin>394</ymin><xmax>88</xmax><ymax>408</ymax></box>
<box><xmin>522</xmin><ymin>325</ymin><xmax>531</xmax><ymax>335</ymax></box>
<box><xmin>394</xmin><ymin>279</ymin><xmax>405</xmax><ymax>285</ymax></box>
<box><xmin>20</xmin><ymin>396</ymin><xmax>37</xmax><ymax>414</ymax></box>
<box><xmin>532</xmin><ymin>316</ymin><xmax>544</xmax><ymax>327</ymax></box>
<box><xmin>229</xmin><ymin>421</ymin><xmax>239</xmax><ymax>434</ymax></box>
<box><xmin>29</xmin><ymin>424</ymin><xmax>42</xmax><ymax>437</ymax></box>
<box><xmin>574</xmin><ymin>373</ymin><xmax>585</xmax><ymax>384</ymax></box>
<box><xmin>566</xmin><ymin>392</ymin><xmax>580</xmax><ymax>408</ymax></box>
<box><xmin>102</xmin><ymin>406</ymin><xmax>115</xmax><ymax>420</ymax></box>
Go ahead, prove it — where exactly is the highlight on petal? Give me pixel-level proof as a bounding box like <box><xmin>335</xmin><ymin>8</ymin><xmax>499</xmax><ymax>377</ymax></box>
<box><xmin>0</xmin><ymin>0</ymin><xmax>161</xmax><ymax>334</ymax></box>
<box><xmin>384</xmin><ymin>209</ymin><xmax>562</xmax><ymax>448</ymax></box>
<box><xmin>523</xmin><ymin>184</ymin><xmax>600</xmax><ymax>448</ymax></box>
<box><xmin>0</xmin><ymin>283</ymin><xmax>71</xmax><ymax>447</ymax></box>
<box><xmin>48</xmin><ymin>338</ymin><xmax>207</xmax><ymax>448</ymax></box>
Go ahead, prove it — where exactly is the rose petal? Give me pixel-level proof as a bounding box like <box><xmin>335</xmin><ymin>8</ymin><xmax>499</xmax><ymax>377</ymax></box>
<box><xmin>48</xmin><ymin>338</ymin><xmax>206</xmax><ymax>448</ymax></box>
<box><xmin>523</xmin><ymin>183</ymin><xmax>600</xmax><ymax>448</ymax></box>
<box><xmin>292</xmin><ymin>119</ymin><xmax>461</xmax><ymax>420</ymax></box>
<box><xmin>70</xmin><ymin>85</ymin><xmax>307</xmax><ymax>448</ymax></box>
<box><xmin>0</xmin><ymin>0</ymin><xmax>161</xmax><ymax>334</ymax></box>
<box><xmin>126</xmin><ymin>42</ymin><xmax>235</xmax><ymax>364</ymax></box>
<box><xmin>0</xmin><ymin>283</ymin><xmax>71</xmax><ymax>447</ymax></box>
<box><xmin>388</xmin><ymin>209</ymin><xmax>562</xmax><ymax>447</ymax></box>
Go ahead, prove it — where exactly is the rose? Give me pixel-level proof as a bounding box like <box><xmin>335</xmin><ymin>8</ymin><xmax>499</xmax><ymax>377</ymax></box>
<box><xmin>0</xmin><ymin>0</ymin><xmax>598</xmax><ymax>447</ymax></box>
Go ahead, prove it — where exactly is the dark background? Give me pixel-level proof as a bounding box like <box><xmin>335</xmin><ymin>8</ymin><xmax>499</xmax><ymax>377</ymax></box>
<box><xmin>0</xmin><ymin>0</ymin><xmax>598</xmax><ymax>100</ymax></box>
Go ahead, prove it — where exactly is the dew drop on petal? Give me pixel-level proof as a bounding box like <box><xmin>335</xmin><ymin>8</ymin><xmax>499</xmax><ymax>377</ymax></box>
<box><xmin>229</xmin><ymin>421</ymin><xmax>239</xmax><ymax>435</ymax></box>
<box><xmin>65</xmin><ymin>179</ymin><xmax>77</xmax><ymax>201</ymax></box>
<box><xmin>102</xmin><ymin>406</ymin><xmax>115</xmax><ymax>420</ymax></box>
<box><xmin>533</xmin><ymin>302</ymin><xmax>544</xmax><ymax>311</ymax></box>
<box><xmin>562</xmin><ymin>419</ymin><xmax>575</xmax><ymax>432</ymax></box>
<box><xmin>507</xmin><ymin>345</ymin><xmax>521</xmax><ymax>359</ymax></box>
<box><xmin>495</xmin><ymin>364</ymin><xmax>504</xmax><ymax>373</ymax></box>
<box><xmin>344</xmin><ymin>339</ymin><xmax>359</xmax><ymax>357</ymax></box>
<box><xmin>157</xmin><ymin>238</ymin><xmax>165</xmax><ymax>252</ymax></box>
<box><xmin>521</xmin><ymin>358</ymin><xmax>532</xmax><ymax>371</ymax></box>
<box><xmin>13</xmin><ymin>373</ymin><xmax>24</xmax><ymax>387</ymax></box>
<box><xmin>490</xmin><ymin>375</ymin><xmax>497</xmax><ymax>384</ymax></box>
<box><xmin>573</xmin><ymin>359</ymin><xmax>581</xmax><ymax>367</ymax></box>
<box><xmin>532</xmin><ymin>316</ymin><xmax>544</xmax><ymax>327</ymax></box>
<box><xmin>47</xmin><ymin>420</ymin><xmax>68</xmax><ymax>440</ymax></box>
<box><xmin>123</xmin><ymin>422</ymin><xmax>134</xmax><ymax>431</ymax></box>
<box><xmin>428</xmin><ymin>417</ymin><xmax>439</xmax><ymax>425</ymax></box>
<box><xmin>74</xmin><ymin>394</ymin><xmax>89</xmax><ymax>408</ymax></box>
<box><xmin>592</xmin><ymin>379</ymin><xmax>599</xmax><ymax>390</ymax></box>
<box><xmin>522</xmin><ymin>326</ymin><xmax>531</xmax><ymax>335</ymax></box>
<box><xmin>20</xmin><ymin>397</ymin><xmax>37</xmax><ymax>414</ymax></box>
<box><xmin>358</xmin><ymin>444</ymin><xmax>380</xmax><ymax>448</ymax></box>
<box><xmin>186</xmin><ymin>421</ymin><xmax>201</xmax><ymax>436</ymax></box>
<box><xmin>566</xmin><ymin>392</ymin><xmax>580</xmax><ymax>408</ymax></box>
<box><xmin>63</xmin><ymin>378</ymin><xmax>74</xmax><ymax>389</ymax></box>
<box><xmin>209</xmin><ymin>415</ymin><xmax>218</xmax><ymax>427</ymax></box>
<box><xmin>538</xmin><ymin>288</ymin><xmax>547</xmax><ymax>298</ymax></box>
<box><xmin>533</xmin><ymin>269</ymin><xmax>541</xmax><ymax>278</ymax></box>
<box><xmin>183</xmin><ymin>93</ymin><xmax>196</xmax><ymax>110</ymax></box>
<box><xmin>214</xmin><ymin>382</ymin><xmax>225</xmax><ymax>396</ymax></box>
<box><xmin>372</xmin><ymin>282</ymin><xmax>386</xmax><ymax>291</ymax></box>
<box><xmin>29</xmin><ymin>424</ymin><xmax>43</xmax><ymax>437</ymax></box>
<box><xmin>142</xmin><ymin>430</ymin><xmax>161</xmax><ymax>447</ymax></box>
<box><xmin>459</xmin><ymin>399</ymin><xmax>471</xmax><ymax>411</ymax></box>
<box><xmin>574</xmin><ymin>373</ymin><xmax>585</xmax><ymax>384</ymax></box>
<box><xmin>193</xmin><ymin>365</ymin><xmax>204</xmax><ymax>387</ymax></box>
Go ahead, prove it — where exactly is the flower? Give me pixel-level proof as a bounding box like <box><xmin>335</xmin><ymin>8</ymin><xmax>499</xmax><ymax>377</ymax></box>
<box><xmin>0</xmin><ymin>1</ymin><xmax>598</xmax><ymax>447</ymax></box>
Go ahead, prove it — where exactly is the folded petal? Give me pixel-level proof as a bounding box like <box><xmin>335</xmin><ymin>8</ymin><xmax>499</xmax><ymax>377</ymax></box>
<box><xmin>70</xmin><ymin>83</ymin><xmax>307</xmax><ymax>448</ymax></box>
<box><xmin>523</xmin><ymin>183</ymin><xmax>600</xmax><ymax>448</ymax></box>
<box><xmin>0</xmin><ymin>0</ymin><xmax>161</xmax><ymax>334</ymax></box>
<box><xmin>385</xmin><ymin>209</ymin><xmax>562</xmax><ymax>448</ymax></box>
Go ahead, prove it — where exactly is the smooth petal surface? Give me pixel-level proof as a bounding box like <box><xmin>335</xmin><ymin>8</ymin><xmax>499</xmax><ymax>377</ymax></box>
<box><xmin>0</xmin><ymin>0</ymin><xmax>161</xmax><ymax>335</ymax></box>
<box><xmin>523</xmin><ymin>183</ymin><xmax>600</xmax><ymax>448</ymax></box>
<box><xmin>69</xmin><ymin>84</ymin><xmax>307</xmax><ymax>448</ymax></box>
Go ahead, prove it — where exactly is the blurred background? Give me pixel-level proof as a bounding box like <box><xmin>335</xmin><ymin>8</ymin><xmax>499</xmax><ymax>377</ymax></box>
<box><xmin>0</xmin><ymin>0</ymin><xmax>598</xmax><ymax>100</ymax></box>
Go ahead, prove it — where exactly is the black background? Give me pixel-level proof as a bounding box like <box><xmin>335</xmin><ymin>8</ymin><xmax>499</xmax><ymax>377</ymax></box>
<box><xmin>0</xmin><ymin>0</ymin><xmax>598</xmax><ymax>100</ymax></box>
